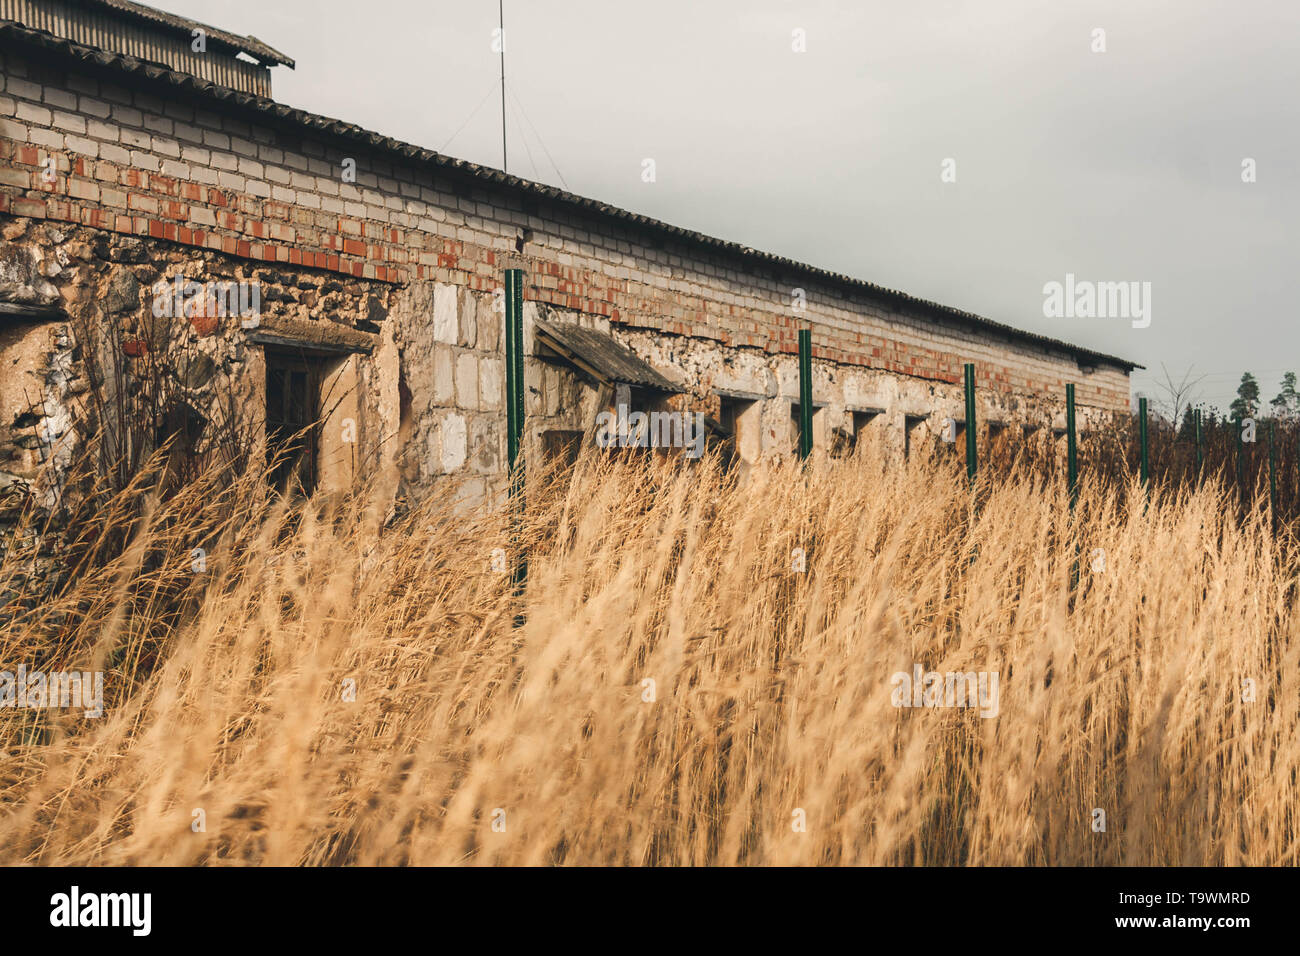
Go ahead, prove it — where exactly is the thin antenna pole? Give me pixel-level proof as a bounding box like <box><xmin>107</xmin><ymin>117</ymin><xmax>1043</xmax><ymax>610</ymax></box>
<box><xmin>499</xmin><ymin>0</ymin><xmax>507</xmax><ymax>173</ymax></box>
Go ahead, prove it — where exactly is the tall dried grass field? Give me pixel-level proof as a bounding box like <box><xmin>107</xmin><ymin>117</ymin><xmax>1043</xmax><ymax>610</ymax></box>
<box><xmin>1</xmin><ymin>444</ymin><xmax>1296</xmax><ymax>865</ymax></box>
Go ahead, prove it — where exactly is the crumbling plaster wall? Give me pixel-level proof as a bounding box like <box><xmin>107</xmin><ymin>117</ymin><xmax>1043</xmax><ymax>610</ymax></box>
<box><xmin>0</xmin><ymin>217</ymin><xmax>399</xmax><ymax>517</ymax></box>
<box><xmin>388</xmin><ymin>281</ymin><xmax>501</xmax><ymax>508</ymax></box>
<box><xmin>387</xmin><ymin>280</ymin><xmax>606</xmax><ymax>509</ymax></box>
<box><xmin>385</xmin><ymin>276</ymin><xmax>1124</xmax><ymax>506</ymax></box>
<box><xmin>547</xmin><ymin>312</ymin><xmax>1119</xmax><ymax>466</ymax></box>
<box><xmin>1</xmin><ymin>220</ymin><xmax>82</xmax><ymax>520</ymax></box>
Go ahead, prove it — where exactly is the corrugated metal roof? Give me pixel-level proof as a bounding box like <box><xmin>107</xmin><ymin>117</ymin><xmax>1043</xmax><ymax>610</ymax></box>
<box><xmin>0</xmin><ymin>19</ymin><xmax>1139</xmax><ymax>373</ymax></box>
<box><xmin>0</xmin><ymin>0</ymin><xmax>283</xmax><ymax>95</ymax></box>
<box><xmin>535</xmin><ymin>318</ymin><xmax>683</xmax><ymax>392</ymax></box>
<box><xmin>77</xmin><ymin>0</ymin><xmax>293</xmax><ymax>66</ymax></box>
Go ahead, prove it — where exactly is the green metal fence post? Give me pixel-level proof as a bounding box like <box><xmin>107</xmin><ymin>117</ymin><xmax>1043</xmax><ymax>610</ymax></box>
<box><xmin>505</xmin><ymin>270</ymin><xmax>521</xmax><ymax>476</ymax></box>
<box><xmin>1236</xmin><ymin>418</ymin><xmax>1245</xmax><ymax>499</ymax></box>
<box><xmin>798</xmin><ymin>328</ymin><xmax>812</xmax><ymax>461</ymax></box>
<box><xmin>1066</xmin><ymin>384</ymin><xmax>1078</xmax><ymax>511</ymax></box>
<box><xmin>504</xmin><ymin>268</ymin><xmax>527</xmax><ymax>593</ymax></box>
<box><xmin>963</xmin><ymin>363</ymin><xmax>977</xmax><ymax>487</ymax></box>
<box><xmin>1066</xmin><ymin>383</ymin><xmax>1080</xmax><ymax>590</ymax></box>
<box><xmin>1138</xmin><ymin>396</ymin><xmax>1149</xmax><ymax>490</ymax></box>
<box><xmin>1270</xmin><ymin>419</ymin><xmax>1277</xmax><ymax>533</ymax></box>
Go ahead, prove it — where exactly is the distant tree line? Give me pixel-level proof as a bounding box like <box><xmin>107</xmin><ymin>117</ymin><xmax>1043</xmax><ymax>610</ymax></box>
<box><xmin>1171</xmin><ymin>370</ymin><xmax>1300</xmax><ymax>439</ymax></box>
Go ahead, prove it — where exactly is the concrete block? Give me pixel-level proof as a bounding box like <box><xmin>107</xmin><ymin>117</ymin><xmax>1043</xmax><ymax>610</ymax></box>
<box><xmin>439</xmin><ymin>412</ymin><xmax>466</xmax><ymax>472</ymax></box>
<box><xmin>479</xmin><ymin>356</ymin><xmax>503</xmax><ymax>409</ymax></box>
<box><xmin>455</xmin><ymin>352</ymin><xmax>478</xmax><ymax>409</ymax></box>
<box><xmin>433</xmin><ymin>283</ymin><xmax>457</xmax><ymax>344</ymax></box>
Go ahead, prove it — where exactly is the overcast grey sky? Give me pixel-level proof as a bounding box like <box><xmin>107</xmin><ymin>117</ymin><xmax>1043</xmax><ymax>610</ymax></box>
<box><xmin>164</xmin><ymin>0</ymin><xmax>1299</xmax><ymax>415</ymax></box>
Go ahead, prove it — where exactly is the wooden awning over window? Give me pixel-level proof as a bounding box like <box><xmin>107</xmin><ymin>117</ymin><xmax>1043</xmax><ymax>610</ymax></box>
<box><xmin>246</xmin><ymin>316</ymin><xmax>377</xmax><ymax>355</ymax></box>
<box><xmin>534</xmin><ymin>317</ymin><xmax>683</xmax><ymax>393</ymax></box>
<box><xmin>0</xmin><ymin>302</ymin><xmax>64</xmax><ymax>322</ymax></box>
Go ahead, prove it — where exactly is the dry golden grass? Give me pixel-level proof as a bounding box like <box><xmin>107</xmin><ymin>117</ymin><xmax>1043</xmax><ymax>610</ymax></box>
<box><xmin>1</xmin><ymin>444</ymin><xmax>1297</xmax><ymax>865</ymax></box>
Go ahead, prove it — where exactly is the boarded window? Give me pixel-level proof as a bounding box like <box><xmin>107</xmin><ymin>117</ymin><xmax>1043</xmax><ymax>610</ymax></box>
<box><xmin>717</xmin><ymin>396</ymin><xmax>744</xmax><ymax>440</ymax></box>
<box><xmin>265</xmin><ymin>352</ymin><xmax>321</xmax><ymax>494</ymax></box>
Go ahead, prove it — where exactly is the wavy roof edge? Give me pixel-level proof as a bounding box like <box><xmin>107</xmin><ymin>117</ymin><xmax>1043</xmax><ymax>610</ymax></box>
<box><xmin>78</xmin><ymin>0</ymin><xmax>294</xmax><ymax>67</ymax></box>
<box><xmin>0</xmin><ymin>19</ymin><xmax>1141</xmax><ymax>373</ymax></box>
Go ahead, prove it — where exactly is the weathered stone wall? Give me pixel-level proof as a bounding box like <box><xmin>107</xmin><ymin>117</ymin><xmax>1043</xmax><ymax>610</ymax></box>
<box><xmin>0</xmin><ymin>220</ymin><xmax>81</xmax><ymax>510</ymax></box>
<box><xmin>0</xmin><ymin>36</ymin><xmax>1133</xmax><ymax>432</ymax></box>
<box><xmin>0</xmin><ymin>216</ymin><xmax>576</xmax><ymax>515</ymax></box>
<box><xmin>388</xmin><ymin>281</ymin><xmax>506</xmax><ymax>505</ymax></box>
<box><xmin>0</xmin><ymin>219</ymin><xmax>401</xmax><ymax>510</ymax></box>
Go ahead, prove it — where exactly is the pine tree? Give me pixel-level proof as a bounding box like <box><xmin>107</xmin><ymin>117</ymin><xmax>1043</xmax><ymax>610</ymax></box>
<box><xmin>1271</xmin><ymin>371</ymin><xmax>1299</xmax><ymax>420</ymax></box>
<box><xmin>1229</xmin><ymin>373</ymin><xmax>1260</xmax><ymax>422</ymax></box>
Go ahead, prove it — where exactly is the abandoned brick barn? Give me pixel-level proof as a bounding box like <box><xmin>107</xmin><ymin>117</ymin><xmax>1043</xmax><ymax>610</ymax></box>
<box><xmin>0</xmin><ymin>0</ymin><xmax>1138</xmax><ymax>528</ymax></box>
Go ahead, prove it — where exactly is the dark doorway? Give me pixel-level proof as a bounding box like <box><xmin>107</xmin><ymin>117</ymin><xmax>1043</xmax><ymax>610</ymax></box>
<box><xmin>905</xmin><ymin>414</ymin><xmax>928</xmax><ymax>459</ymax></box>
<box><xmin>542</xmin><ymin>429</ymin><xmax>583</xmax><ymax>470</ymax></box>
<box><xmin>716</xmin><ymin>395</ymin><xmax>752</xmax><ymax>469</ymax></box>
